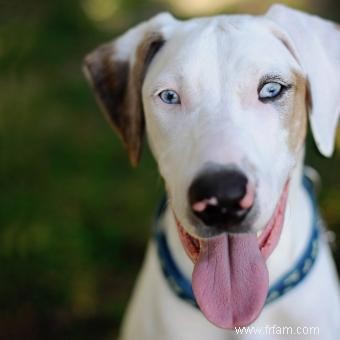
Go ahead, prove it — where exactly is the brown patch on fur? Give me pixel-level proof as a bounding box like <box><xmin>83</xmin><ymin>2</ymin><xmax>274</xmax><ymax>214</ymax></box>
<box><xmin>83</xmin><ymin>33</ymin><xmax>164</xmax><ymax>166</ymax></box>
<box><xmin>335</xmin><ymin>23</ymin><xmax>340</xmax><ymax>31</ymax></box>
<box><xmin>285</xmin><ymin>71</ymin><xmax>308</xmax><ymax>153</ymax></box>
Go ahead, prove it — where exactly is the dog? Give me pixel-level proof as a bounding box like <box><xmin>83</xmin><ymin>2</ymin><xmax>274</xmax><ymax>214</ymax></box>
<box><xmin>83</xmin><ymin>4</ymin><xmax>340</xmax><ymax>339</ymax></box>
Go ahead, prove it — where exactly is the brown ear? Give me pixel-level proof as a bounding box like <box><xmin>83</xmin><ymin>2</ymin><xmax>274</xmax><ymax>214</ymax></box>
<box><xmin>83</xmin><ymin>13</ymin><xmax>176</xmax><ymax>166</ymax></box>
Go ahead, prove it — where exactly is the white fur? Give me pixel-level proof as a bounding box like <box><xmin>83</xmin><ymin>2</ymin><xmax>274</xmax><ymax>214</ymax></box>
<box><xmin>267</xmin><ymin>5</ymin><xmax>340</xmax><ymax>157</ymax></box>
<box><xmin>143</xmin><ymin>15</ymin><xmax>300</xmax><ymax>237</ymax></box>
<box><xmin>103</xmin><ymin>5</ymin><xmax>340</xmax><ymax>340</ymax></box>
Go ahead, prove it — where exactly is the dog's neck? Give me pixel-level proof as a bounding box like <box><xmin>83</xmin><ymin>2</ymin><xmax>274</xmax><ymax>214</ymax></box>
<box><xmin>163</xmin><ymin>149</ymin><xmax>313</xmax><ymax>285</ymax></box>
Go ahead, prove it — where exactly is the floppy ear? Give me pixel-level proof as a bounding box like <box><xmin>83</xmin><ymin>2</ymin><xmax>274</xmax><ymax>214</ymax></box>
<box><xmin>83</xmin><ymin>13</ymin><xmax>177</xmax><ymax>166</ymax></box>
<box><xmin>266</xmin><ymin>4</ymin><xmax>340</xmax><ymax>157</ymax></box>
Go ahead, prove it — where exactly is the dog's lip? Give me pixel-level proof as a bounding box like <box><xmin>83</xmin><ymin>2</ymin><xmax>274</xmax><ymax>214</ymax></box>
<box><xmin>176</xmin><ymin>221</ymin><xmax>201</xmax><ymax>262</ymax></box>
<box><xmin>175</xmin><ymin>180</ymin><xmax>290</xmax><ymax>263</ymax></box>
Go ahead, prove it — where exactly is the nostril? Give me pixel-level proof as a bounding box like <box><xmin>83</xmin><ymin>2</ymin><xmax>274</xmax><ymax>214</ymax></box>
<box><xmin>188</xmin><ymin>168</ymin><xmax>254</xmax><ymax>228</ymax></box>
<box><xmin>192</xmin><ymin>197</ymin><xmax>218</xmax><ymax>213</ymax></box>
<box><xmin>239</xmin><ymin>183</ymin><xmax>255</xmax><ymax>210</ymax></box>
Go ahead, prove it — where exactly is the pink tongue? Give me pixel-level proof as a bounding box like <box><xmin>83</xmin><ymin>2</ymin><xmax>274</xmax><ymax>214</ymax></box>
<box><xmin>192</xmin><ymin>233</ymin><xmax>268</xmax><ymax>329</ymax></box>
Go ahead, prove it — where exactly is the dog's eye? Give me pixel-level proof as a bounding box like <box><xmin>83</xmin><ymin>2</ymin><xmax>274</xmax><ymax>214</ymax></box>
<box><xmin>159</xmin><ymin>90</ymin><xmax>181</xmax><ymax>104</ymax></box>
<box><xmin>259</xmin><ymin>82</ymin><xmax>283</xmax><ymax>100</ymax></box>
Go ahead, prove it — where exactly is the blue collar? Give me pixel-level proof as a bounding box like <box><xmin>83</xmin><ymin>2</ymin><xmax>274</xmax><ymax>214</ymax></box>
<box><xmin>154</xmin><ymin>175</ymin><xmax>322</xmax><ymax>308</ymax></box>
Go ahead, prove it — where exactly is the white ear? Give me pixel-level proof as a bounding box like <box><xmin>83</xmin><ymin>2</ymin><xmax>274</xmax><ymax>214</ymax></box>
<box><xmin>83</xmin><ymin>13</ymin><xmax>177</xmax><ymax>165</ymax></box>
<box><xmin>266</xmin><ymin>4</ymin><xmax>340</xmax><ymax>157</ymax></box>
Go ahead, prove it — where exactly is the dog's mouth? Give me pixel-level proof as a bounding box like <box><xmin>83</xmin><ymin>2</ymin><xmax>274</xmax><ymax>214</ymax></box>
<box><xmin>174</xmin><ymin>181</ymin><xmax>290</xmax><ymax>329</ymax></box>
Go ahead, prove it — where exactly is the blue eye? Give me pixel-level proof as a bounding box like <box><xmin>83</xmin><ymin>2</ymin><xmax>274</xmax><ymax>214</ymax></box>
<box><xmin>259</xmin><ymin>82</ymin><xmax>283</xmax><ymax>100</ymax></box>
<box><xmin>159</xmin><ymin>90</ymin><xmax>181</xmax><ymax>104</ymax></box>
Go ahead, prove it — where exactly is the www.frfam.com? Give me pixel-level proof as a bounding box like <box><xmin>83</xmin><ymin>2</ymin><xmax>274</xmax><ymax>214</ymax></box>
<box><xmin>235</xmin><ymin>325</ymin><xmax>320</xmax><ymax>336</ymax></box>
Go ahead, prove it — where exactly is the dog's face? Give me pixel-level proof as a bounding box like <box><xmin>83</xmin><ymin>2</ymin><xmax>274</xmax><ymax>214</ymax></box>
<box><xmin>84</xmin><ymin>4</ymin><xmax>339</xmax><ymax>329</ymax></box>
<box><xmin>142</xmin><ymin>16</ymin><xmax>307</xmax><ymax>238</ymax></box>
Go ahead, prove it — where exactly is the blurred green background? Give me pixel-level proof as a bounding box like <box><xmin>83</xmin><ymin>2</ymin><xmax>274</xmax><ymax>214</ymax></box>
<box><xmin>0</xmin><ymin>0</ymin><xmax>339</xmax><ymax>339</ymax></box>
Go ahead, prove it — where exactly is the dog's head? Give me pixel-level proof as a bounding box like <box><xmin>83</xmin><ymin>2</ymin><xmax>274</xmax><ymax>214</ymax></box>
<box><xmin>84</xmin><ymin>4</ymin><xmax>339</xmax><ymax>329</ymax></box>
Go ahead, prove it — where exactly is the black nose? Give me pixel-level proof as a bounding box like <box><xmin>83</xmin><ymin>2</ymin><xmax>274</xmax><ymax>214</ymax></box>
<box><xmin>188</xmin><ymin>168</ymin><xmax>253</xmax><ymax>230</ymax></box>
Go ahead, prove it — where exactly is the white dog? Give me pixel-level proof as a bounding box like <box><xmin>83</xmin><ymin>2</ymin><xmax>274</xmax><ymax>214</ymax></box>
<box><xmin>84</xmin><ymin>4</ymin><xmax>340</xmax><ymax>339</ymax></box>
